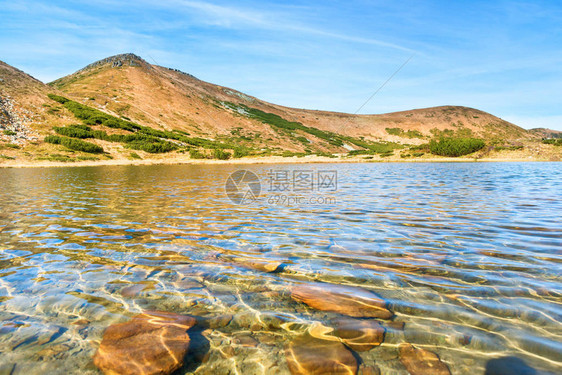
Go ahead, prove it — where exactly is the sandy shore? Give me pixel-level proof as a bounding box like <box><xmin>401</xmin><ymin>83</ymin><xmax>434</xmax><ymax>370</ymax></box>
<box><xmin>0</xmin><ymin>154</ymin><xmax>549</xmax><ymax>169</ymax></box>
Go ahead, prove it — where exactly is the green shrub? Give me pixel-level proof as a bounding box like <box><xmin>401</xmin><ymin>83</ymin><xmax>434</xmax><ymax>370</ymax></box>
<box><xmin>348</xmin><ymin>149</ymin><xmax>375</xmax><ymax>156</ymax></box>
<box><xmin>129</xmin><ymin>152</ymin><xmax>142</xmax><ymax>160</ymax></box>
<box><xmin>3</xmin><ymin>130</ymin><xmax>17</xmax><ymax>136</ymax></box>
<box><xmin>542</xmin><ymin>139</ymin><xmax>562</xmax><ymax>146</ymax></box>
<box><xmin>386</xmin><ymin>128</ymin><xmax>402</xmax><ymax>136</ymax></box>
<box><xmin>385</xmin><ymin>128</ymin><xmax>423</xmax><ymax>138</ymax></box>
<box><xmin>296</xmin><ymin>136</ymin><xmax>310</xmax><ymax>144</ymax></box>
<box><xmin>405</xmin><ymin>130</ymin><xmax>424</xmax><ymax>138</ymax></box>
<box><xmin>5</xmin><ymin>143</ymin><xmax>20</xmax><ymax>149</ymax></box>
<box><xmin>126</xmin><ymin>140</ymin><xmax>178</xmax><ymax>153</ymax></box>
<box><xmin>77</xmin><ymin>155</ymin><xmax>99</xmax><ymax>161</ymax></box>
<box><xmin>44</xmin><ymin>135</ymin><xmax>104</xmax><ymax>153</ymax></box>
<box><xmin>189</xmin><ymin>149</ymin><xmax>207</xmax><ymax>159</ymax></box>
<box><xmin>213</xmin><ymin>148</ymin><xmax>231</xmax><ymax>160</ymax></box>
<box><xmin>233</xmin><ymin>148</ymin><xmax>249</xmax><ymax>158</ymax></box>
<box><xmin>47</xmin><ymin>94</ymin><xmax>69</xmax><ymax>104</ymax></box>
<box><xmin>429</xmin><ymin>138</ymin><xmax>485</xmax><ymax>157</ymax></box>
<box><xmin>409</xmin><ymin>143</ymin><xmax>430</xmax><ymax>151</ymax></box>
<box><xmin>54</xmin><ymin>125</ymin><xmax>94</xmax><ymax>138</ymax></box>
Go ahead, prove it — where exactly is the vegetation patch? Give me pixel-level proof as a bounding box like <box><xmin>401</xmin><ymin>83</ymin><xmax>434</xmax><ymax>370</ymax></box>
<box><xmin>429</xmin><ymin>138</ymin><xmax>485</xmax><ymax>157</ymax></box>
<box><xmin>213</xmin><ymin>149</ymin><xmax>231</xmax><ymax>160</ymax></box>
<box><xmin>189</xmin><ymin>149</ymin><xmax>207</xmax><ymax>159</ymax></box>
<box><xmin>494</xmin><ymin>145</ymin><xmax>524</xmax><ymax>151</ymax></box>
<box><xmin>385</xmin><ymin>127</ymin><xmax>402</xmax><ymax>136</ymax></box>
<box><xmin>542</xmin><ymin>139</ymin><xmax>562</xmax><ymax>146</ymax></box>
<box><xmin>47</xmin><ymin>95</ymin><xmax>239</xmax><ymax>153</ymax></box>
<box><xmin>222</xmin><ymin>102</ymin><xmax>344</xmax><ymax>146</ymax></box>
<box><xmin>44</xmin><ymin>135</ymin><xmax>104</xmax><ymax>154</ymax></box>
<box><xmin>233</xmin><ymin>148</ymin><xmax>249</xmax><ymax>158</ymax></box>
<box><xmin>385</xmin><ymin>127</ymin><xmax>424</xmax><ymax>138</ymax></box>
<box><xmin>37</xmin><ymin>154</ymin><xmax>75</xmax><ymax>162</ymax></box>
<box><xmin>3</xmin><ymin>130</ymin><xmax>17</xmax><ymax>136</ymax></box>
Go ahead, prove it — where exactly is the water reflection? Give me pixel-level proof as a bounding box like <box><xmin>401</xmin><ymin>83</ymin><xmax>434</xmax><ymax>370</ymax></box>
<box><xmin>0</xmin><ymin>162</ymin><xmax>561</xmax><ymax>374</ymax></box>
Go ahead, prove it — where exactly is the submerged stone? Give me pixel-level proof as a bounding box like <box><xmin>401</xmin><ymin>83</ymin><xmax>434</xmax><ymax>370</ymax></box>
<box><xmin>93</xmin><ymin>311</ymin><xmax>196</xmax><ymax>375</ymax></box>
<box><xmin>291</xmin><ymin>283</ymin><xmax>393</xmax><ymax>319</ymax></box>
<box><xmin>358</xmin><ymin>364</ymin><xmax>381</xmax><ymax>375</ymax></box>
<box><xmin>120</xmin><ymin>283</ymin><xmax>149</xmax><ymax>297</ymax></box>
<box><xmin>309</xmin><ymin>318</ymin><xmax>385</xmax><ymax>352</ymax></box>
<box><xmin>398</xmin><ymin>343</ymin><xmax>451</xmax><ymax>375</ymax></box>
<box><xmin>332</xmin><ymin>318</ymin><xmax>385</xmax><ymax>352</ymax></box>
<box><xmin>206</xmin><ymin>313</ymin><xmax>233</xmax><ymax>329</ymax></box>
<box><xmin>285</xmin><ymin>334</ymin><xmax>358</xmax><ymax>375</ymax></box>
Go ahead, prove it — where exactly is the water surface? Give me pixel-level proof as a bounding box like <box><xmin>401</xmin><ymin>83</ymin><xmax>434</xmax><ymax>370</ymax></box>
<box><xmin>0</xmin><ymin>162</ymin><xmax>561</xmax><ymax>374</ymax></box>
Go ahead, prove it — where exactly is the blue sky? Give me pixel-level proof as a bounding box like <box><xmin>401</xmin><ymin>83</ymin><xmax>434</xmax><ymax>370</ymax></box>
<box><xmin>1</xmin><ymin>0</ymin><xmax>561</xmax><ymax>130</ymax></box>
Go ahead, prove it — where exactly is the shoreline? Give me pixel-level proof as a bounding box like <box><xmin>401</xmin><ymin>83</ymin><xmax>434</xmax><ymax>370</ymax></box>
<box><xmin>0</xmin><ymin>155</ymin><xmax>554</xmax><ymax>169</ymax></box>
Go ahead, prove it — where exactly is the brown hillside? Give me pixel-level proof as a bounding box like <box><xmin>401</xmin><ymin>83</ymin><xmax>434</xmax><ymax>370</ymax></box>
<box><xmin>51</xmin><ymin>54</ymin><xmax>531</xmax><ymax>147</ymax></box>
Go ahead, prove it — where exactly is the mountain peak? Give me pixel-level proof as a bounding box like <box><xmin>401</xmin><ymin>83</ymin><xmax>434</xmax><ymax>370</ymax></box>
<box><xmin>79</xmin><ymin>53</ymin><xmax>148</xmax><ymax>72</ymax></box>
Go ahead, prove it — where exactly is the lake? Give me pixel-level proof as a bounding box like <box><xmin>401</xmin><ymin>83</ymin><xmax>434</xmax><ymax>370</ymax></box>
<box><xmin>0</xmin><ymin>162</ymin><xmax>560</xmax><ymax>374</ymax></box>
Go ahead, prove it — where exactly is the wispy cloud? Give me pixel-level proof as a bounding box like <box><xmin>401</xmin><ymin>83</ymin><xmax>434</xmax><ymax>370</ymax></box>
<box><xmin>140</xmin><ymin>0</ymin><xmax>415</xmax><ymax>52</ymax></box>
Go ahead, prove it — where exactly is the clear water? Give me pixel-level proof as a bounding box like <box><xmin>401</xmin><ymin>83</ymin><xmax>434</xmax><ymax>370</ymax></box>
<box><xmin>0</xmin><ymin>162</ymin><xmax>560</xmax><ymax>374</ymax></box>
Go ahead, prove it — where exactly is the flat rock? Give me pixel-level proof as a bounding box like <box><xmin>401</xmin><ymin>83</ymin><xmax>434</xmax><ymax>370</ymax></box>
<box><xmin>285</xmin><ymin>334</ymin><xmax>358</xmax><ymax>375</ymax></box>
<box><xmin>309</xmin><ymin>318</ymin><xmax>385</xmax><ymax>352</ymax></box>
<box><xmin>398</xmin><ymin>343</ymin><xmax>451</xmax><ymax>375</ymax></box>
<box><xmin>93</xmin><ymin>311</ymin><xmax>196</xmax><ymax>375</ymax></box>
<box><xmin>291</xmin><ymin>283</ymin><xmax>392</xmax><ymax>319</ymax></box>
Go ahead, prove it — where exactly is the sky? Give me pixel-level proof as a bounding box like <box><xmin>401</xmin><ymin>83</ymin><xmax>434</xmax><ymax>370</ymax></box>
<box><xmin>1</xmin><ymin>0</ymin><xmax>561</xmax><ymax>130</ymax></box>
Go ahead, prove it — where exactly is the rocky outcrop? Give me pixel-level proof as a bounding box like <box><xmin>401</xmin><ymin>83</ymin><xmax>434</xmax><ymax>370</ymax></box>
<box><xmin>0</xmin><ymin>94</ymin><xmax>37</xmax><ymax>142</ymax></box>
<box><xmin>78</xmin><ymin>53</ymin><xmax>147</xmax><ymax>73</ymax></box>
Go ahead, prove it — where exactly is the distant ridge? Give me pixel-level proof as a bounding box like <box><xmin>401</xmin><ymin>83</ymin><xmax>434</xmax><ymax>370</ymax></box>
<box><xmin>530</xmin><ymin>128</ymin><xmax>562</xmax><ymax>139</ymax></box>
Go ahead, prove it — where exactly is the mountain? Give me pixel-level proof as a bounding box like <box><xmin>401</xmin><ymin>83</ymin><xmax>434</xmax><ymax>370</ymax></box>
<box><xmin>529</xmin><ymin>128</ymin><xmax>562</xmax><ymax>139</ymax></box>
<box><xmin>2</xmin><ymin>53</ymin><xmax>551</xmax><ymax>164</ymax></box>
<box><xmin>50</xmin><ymin>54</ymin><xmax>530</xmax><ymax>149</ymax></box>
